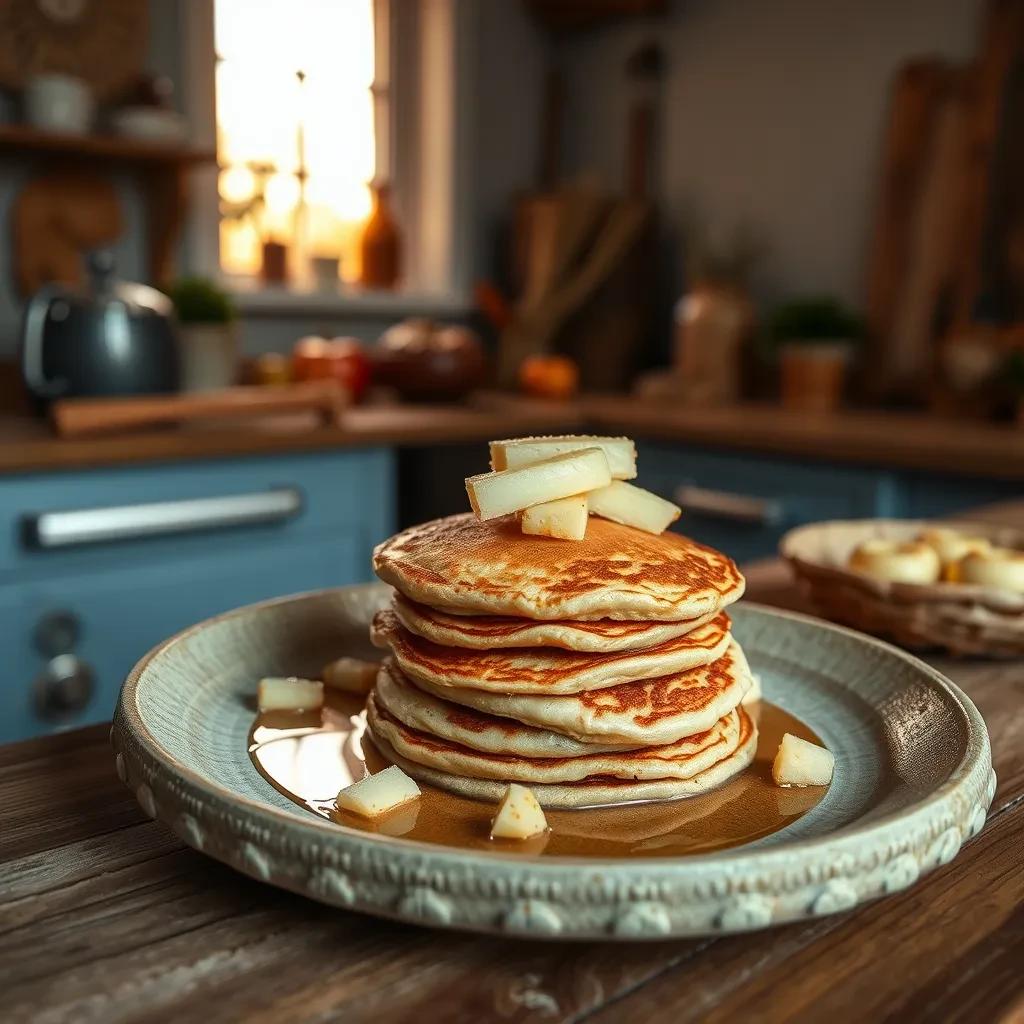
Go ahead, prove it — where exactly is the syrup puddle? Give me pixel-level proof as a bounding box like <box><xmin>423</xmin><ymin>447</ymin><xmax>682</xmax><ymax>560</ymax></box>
<box><xmin>249</xmin><ymin>695</ymin><xmax>827</xmax><ymax>858</ymax></box>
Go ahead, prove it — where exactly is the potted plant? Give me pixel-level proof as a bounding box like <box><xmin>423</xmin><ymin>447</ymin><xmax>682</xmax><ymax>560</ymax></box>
<box><xmin>768</xmin><ymin>297</ymin><xmax>864</xmax><ymax>413</ymax></box>
<box><xmin>168</xmin><ymin>277</ymin><xmax>238</xmax><ymax>392</ymax></box>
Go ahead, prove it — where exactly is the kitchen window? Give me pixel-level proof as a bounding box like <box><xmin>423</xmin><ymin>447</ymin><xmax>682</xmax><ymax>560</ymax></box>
<box><xmin>184</xmin><ymin>0</ymin><xmax>466</xmax><ymax>305</ymax></box>
<box><xmin>213</xmin><ymin>0</ymin><xmax>388</xmax><ymax>286</ymax></box>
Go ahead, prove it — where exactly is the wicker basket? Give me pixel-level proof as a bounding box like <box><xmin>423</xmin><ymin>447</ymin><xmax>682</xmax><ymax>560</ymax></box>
<box><xmin>781</xmin><ymin>519</ymin><xmax>1024</xmax><ymax>656</ymax></box>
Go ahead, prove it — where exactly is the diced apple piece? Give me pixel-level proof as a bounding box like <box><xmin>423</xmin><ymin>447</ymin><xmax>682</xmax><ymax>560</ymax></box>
<box><xmin>490</xmin><ymin>783</ymin><xmax>549</xmax><ymax>840</ymax></box>
<box><xmin>257</xmin><ymin>676</ymin><xmax>324</xmax><ymax>712</ymax></box>
<box><xmin>741</xmin><ymin>673</ymin><xmax>762</xmax><ymax>705</ymax></box>
<box><xmin>521</xmin><ymin>494</ymin><xmax>589</xmax><ymax>541</ymax></box>
<box><xmin>322</xmin><ymin>656</ymin><xmax>379</xmax><ymax>695</ymax></box>
<box><xmin>466</xmin><ymin>448</ymin><xmax>611</xmax><ymax>521</ymax></box>
<box><xmin>587</xmin><ymin>480</ymin><xmax>681</xmax><ymax>534</ymax></box>
<box><xmin>337</xmin><ymin>765</ymin><xmax>421</xmax><ymax>818</ymax></box>
<box><xmin>772</xmin><ymin>733</ymin><xmax>834</xmax><ymax>788</ymax></box>
<box><xmin>491</xmin><ymin>435</ymin><xmax>637</xmax><ymax>480</ymax></box>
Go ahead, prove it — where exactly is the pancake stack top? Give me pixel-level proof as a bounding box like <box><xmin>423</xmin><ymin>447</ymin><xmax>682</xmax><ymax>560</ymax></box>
<box><xmin>368</xmin><ymin>438</ymin><xmax>755</xmax><ymax>809</ymax></box>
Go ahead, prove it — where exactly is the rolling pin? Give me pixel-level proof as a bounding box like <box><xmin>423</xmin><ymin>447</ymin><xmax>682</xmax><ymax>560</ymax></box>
<box><xmin>51</xmin><ymin>381</ymin><xmax>348</xmax><ymax>438</ymax></box>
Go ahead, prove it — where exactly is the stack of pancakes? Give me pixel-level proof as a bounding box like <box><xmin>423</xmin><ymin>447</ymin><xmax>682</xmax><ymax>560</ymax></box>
<box><xmin>368</xmin><ymin>513</ymin><xmax>754</xmax><ymax>808</ymax></box>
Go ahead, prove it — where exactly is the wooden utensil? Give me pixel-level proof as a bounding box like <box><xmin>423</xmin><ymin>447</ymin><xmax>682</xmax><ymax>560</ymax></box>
<box><xmin>952</xmin><ymin>0</ymin><xmax>1024</xmax><ymax>325</ymax></box>
<box><xmin>51</xmin><ymin>381</ymin><xmax>348</xmax><ymax>438</ymax></box>
<box><xmin>864</xmin><ymin>57</ymin><xmax>952</xmax><ymax>386</ymax></box>
<box><xmin>884</xmin><ymin>75</ymin><xmax>970</xmax><ymax>397</ymax></box>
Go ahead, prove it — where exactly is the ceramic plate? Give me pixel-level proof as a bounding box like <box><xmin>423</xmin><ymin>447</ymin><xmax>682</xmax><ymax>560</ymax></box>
<box><xmin>112</xmin><ymin>584</ymin><xmax>994</xmax><ymax>940</ymax></box>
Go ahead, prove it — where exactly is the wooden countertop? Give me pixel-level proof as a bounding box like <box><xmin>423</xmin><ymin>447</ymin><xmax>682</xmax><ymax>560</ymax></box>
<box><xmin>2</xmin><ymin>393</ymin><xmax>1024</xmax><ymax>479</ymax></box>
<box><xmin>0</xmin><ymin>400</ymin><xmax>584</xmax><ymax>475</ymax></box>
<box><xmin>3</xmin><ymin>501</ymin><xmax>1022</xmax><ymax>1023</ymax></box>
<box><xmin>584</xmin><ymin>396</ymin><xmax>1024</xmax><ymax>480</ymax></box>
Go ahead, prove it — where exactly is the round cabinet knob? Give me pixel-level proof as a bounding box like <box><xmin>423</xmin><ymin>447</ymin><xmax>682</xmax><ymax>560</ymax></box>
<box><xmin>33</xmin><ymin>653</ymin><xmax>95</xmax><ymax>721</ymax></box>
<box><xmin>33</xmin><ymin>610</ymin><xmax>81</xmax><ymax>658</ymax></box>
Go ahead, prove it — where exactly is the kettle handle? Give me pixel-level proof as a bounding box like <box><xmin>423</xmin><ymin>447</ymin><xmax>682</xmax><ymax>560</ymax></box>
<box><xmin>21</xmin><ymin>287</ymin><xmax>68</xmax><ymax>399</ymax></box>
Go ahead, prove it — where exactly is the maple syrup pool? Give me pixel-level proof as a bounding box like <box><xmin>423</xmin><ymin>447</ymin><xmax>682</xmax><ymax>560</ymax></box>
<box><xmin>249</xmin><ymin>695</ymin><xmax>828</xmax><ymax>858</ymax></box>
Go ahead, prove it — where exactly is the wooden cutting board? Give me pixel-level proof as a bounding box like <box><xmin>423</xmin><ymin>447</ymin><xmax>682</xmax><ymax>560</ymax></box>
<box><xmin>951</xmin><ymin>0</ymin><xmax>1024</xmax><ymax>325</ymax></box>
<box><xmin>884</xmin><ymin>74</ymin><xmax>971</xmax><ymax>397</ymax></box>
<box><xmin>51</xmin><ymin>382</ymin><xmax>348</xmax><ymax>438</ymax></box>
<box><xmin>863</xmin><ymin>58</ymin><xmax>953</xmax><ymax>396</ymax></box>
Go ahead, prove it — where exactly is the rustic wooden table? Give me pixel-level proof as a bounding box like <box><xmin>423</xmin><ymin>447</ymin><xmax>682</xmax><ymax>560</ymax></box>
<box><xmin>3</xmin><ymin>507</ymin><xmax>1023</xmax><ymax>1024</ymax></box>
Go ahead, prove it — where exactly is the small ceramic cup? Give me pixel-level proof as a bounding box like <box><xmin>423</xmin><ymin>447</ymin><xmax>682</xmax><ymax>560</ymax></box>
<box><xmin>312</xmin><ymin>256</ymin><xmax>341</xmax><ymax>291</ymax></box>
<box><xmin>24</xmin><ymin>73</ymin><xmax>94</xmax><ymax>134</ymax></box>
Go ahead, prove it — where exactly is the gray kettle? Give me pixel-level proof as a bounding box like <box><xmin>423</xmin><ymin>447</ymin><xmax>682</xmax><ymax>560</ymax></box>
<box><xmin>21</xmin><ymin>251</ymin><xmax>181</xmax><ymax>401</ymax></box>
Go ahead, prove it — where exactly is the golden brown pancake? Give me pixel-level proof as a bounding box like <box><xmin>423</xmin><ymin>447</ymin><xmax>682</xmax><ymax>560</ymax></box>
<box><xmin>390</xmin><ymin>591</ymin><xmax>717</xmax><ymax>652</ymax></box>
<box><xmin>394</xmin><ymin>641</ymin><xmax>753</xmax><ymax>745</ymax></box>
<box><xmin>373</xmin><ymin>661</ymin><xmax>635</xmax><ymax>757</ymax></box>
<box><xmin>369</xmin><ymin>704</ymin><xmax>758</xmax><ymax>808</ymax></box>
<box><xmin>371</xmin><ymin>608</ymin><xmax>731</xmax><ymax>694</ymax></box>
<box><xmin>372</xmin><ymin>513</ymin><xmax>745</xmax><ymax>621</ymax></box>
<box><xmin>367</xmin><ymin>693</ymin><xmax>744</xmax><ymax>783</ymax></box>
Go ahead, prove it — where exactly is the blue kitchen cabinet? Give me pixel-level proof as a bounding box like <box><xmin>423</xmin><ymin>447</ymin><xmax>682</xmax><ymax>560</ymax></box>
<box><xmin>637</xmin><ymin>442</ymin><xmax>1021</xmax><ymax>562</ymax></box>
<box><xmin>636</xmin><ymin>444</ymin><xmax>901</xmax><ymax>563</ymax></box>
<box><xmin>896</xmin><ymin>473</ymin><xmax>1022</xmax><ymax>519</ymax></box>
<box><xmin>0</xmin><ymin>447</ymin><xmax>394</xmax><ymax>743</ymax></box>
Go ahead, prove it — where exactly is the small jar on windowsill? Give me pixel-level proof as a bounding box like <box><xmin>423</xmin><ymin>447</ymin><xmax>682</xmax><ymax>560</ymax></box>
<box><xmin>768</xmin><ymin>298</ymin><xmax>865</xmax><ymax>415</ymax></box>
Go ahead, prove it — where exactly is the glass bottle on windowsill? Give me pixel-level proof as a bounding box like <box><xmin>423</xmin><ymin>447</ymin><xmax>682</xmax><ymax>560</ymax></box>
<box><xmin>359</xmin><ymin>181</ymin><xmax>401</xmax><ymax>291</ymax></box>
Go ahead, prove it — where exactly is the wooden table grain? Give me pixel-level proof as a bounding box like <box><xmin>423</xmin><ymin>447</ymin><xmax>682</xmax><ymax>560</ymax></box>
<box><xmin>3</xmin><ymin>509</ymin><xmax>1024</xmax><ymax>1023</ymax></box>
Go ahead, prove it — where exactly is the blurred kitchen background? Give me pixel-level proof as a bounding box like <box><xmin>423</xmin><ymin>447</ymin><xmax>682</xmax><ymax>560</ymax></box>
<box><xmin>1</xmin><ymin>0</ymin><xmax>1021</xmax><ymax>742</ymax></box>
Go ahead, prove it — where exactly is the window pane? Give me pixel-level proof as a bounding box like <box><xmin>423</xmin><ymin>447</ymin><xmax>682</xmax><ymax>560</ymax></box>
<box><xmin>214</xmin><ymin>0</ymin><xmax>378</xmax><ymax>283</ymax></box>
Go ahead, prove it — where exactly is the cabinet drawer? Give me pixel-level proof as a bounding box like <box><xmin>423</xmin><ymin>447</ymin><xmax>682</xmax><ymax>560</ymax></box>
<box><xmin>0</xmin><ymin>448</ymin><xmax>394</xmax><ymax>581</ymax></box>
<box><xmin>0</xmin><ymin>532</ymin><xmax>369</xmax><ymax>745</ymax></box>
<box><xmin>637</xmin><ymin>444</ymin><xmax>897</xmax><ymax>562</ymax></box>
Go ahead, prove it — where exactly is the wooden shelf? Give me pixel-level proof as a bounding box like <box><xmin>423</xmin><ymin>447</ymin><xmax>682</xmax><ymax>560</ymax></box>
<box><xmin>0</xmin><ymin>124</ymin><xmax>215</xmax><ymax>165</ymax></box>
<box><xmin>0</xmin><ymin>125</ymin><xmax>215</xmax><ymax>289</ymax></box>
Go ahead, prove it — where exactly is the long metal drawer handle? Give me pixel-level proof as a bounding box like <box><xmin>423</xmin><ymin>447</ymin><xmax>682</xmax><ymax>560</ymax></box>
<box><xmin>674</xmin><ymin>484</ymin><xmax>783</xmax><ymax>526</ymax></box>
<box><xmin>24</xmin><ymin>487</ymin><xmax>304</xmax><ymax>549</ymax></box>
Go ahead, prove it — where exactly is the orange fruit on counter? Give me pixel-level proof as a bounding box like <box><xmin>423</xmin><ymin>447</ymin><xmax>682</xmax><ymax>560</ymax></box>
<box><xmin>518</xmin><ymin>355</ymin><xmax>579</xmax><ymax>400</ymax></box>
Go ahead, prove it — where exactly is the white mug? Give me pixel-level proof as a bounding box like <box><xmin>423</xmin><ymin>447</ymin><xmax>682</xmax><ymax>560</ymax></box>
<box><xmin>25</xmin><ymin>73</ymin><xmax>94</xmax><ymax>134</ymax></box>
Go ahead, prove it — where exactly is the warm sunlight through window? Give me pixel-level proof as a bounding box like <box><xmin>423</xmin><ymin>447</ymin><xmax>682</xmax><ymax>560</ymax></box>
<box><xmin>214</xmin><ymin>0</ymin><xmax>379</xmax><ymax>284</ymax></box>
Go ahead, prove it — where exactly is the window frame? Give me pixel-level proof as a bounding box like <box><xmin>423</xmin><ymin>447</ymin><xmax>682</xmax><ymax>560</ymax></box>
<box><xmin>180</xmin><ymin>0</ymin><xmax>472</xmax><ymax>312</ymax></box>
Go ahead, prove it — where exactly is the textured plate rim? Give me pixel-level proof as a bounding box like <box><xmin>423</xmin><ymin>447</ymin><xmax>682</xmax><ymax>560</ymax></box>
<box><xmin>111</xmin><ymin>585</ymin><xmax>994</xmax><ymax>940</ymax></box>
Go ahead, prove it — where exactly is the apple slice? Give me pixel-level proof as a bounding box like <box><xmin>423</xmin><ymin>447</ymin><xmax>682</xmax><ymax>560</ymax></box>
<box><xmin>490</xmin><ymin>435</ymin><xmax>637</xmax><ymax>480</ymax></box>
<box><xmin>257</xmin><ymin>676</ymin><xmax>324</xmax><ymax>712</ymax></box>
<box><xmin>741</xmin><ymin>673</ymin><xmax>762</xmax><ymax>705</ymax></box>
<box><xmin>337</xmin><ymin>765</ymin><xmax>421</xmax><ymax>817</ymax></box>
<box><xmin>490</xmin><ymin>783</ymin><xmax>549</xmax><ymax>840</ymax></box>
<box><xmin>521</xmin><ymin>494</ymin><xmax>589</xmax><ymax>541</ymax></box>
<box><xmin>587</xmin><ymin>480</ymin><xmax>681</xmax><ymax>534</ymax></box>
<box><xmin>322</xmin><ymin>656</ymin><xmax>379</xmax><ymax>695</ymax></box>
<box><xmin>772</xmin><ymin>733</ymin><xmax>834</xmax><ymax>787</ymax></box>
<box><xmin>465</xmin><ymin>448</ymin><xmax>611</xmax><ymax>521</ymax></box>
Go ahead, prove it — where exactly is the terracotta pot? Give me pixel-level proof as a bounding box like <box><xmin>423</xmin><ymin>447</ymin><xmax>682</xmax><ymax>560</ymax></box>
<box><xmin>779</xmin><ymin>343</ymin><xmax>851</xmax><ymax>413</ymax></box>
